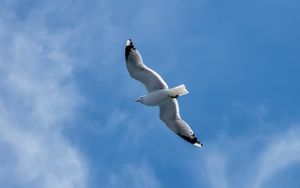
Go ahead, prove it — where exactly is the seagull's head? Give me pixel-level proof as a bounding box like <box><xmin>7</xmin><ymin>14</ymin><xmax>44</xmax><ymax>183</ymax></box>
<box><xmin>135</xmin><ymin>96</ymin><xmax>144</xmax><ymax>103</ymax></box>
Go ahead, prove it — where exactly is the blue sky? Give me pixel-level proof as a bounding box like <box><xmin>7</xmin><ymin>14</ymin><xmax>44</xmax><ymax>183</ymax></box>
<box><xmin>0</xmin><ymin>0</ymin><xmax>300</xmax><ymax>188</ymax></box>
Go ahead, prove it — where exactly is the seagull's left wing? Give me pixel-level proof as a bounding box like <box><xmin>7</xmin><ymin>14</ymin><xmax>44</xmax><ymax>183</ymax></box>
<box><xmin>125</xmin><ymin>39</ymin><xmax>168</xmax><ymax>92</ymax></box>
<box><xmin>159</xmin><ymin>99</ymin><xmax>203</xmax><ymax>148</ymax></box>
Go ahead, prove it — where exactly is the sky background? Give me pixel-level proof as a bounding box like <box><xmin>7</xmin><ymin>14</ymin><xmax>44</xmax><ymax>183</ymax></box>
<box><xmin>0</xmin><ymin>0</ymin><xmax>300</xmax><ymax>188</ymax></box>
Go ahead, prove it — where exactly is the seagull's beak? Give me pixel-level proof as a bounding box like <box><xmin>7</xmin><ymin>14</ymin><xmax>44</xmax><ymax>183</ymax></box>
<box><xmin>135</xmin><ymin>99</ymin><xmax>139</xmax><ymax>102</ymax></box>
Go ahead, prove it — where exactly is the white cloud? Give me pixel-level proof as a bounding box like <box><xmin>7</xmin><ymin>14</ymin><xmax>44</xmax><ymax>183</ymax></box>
<box><xmin>197</xmin><ymin>126</ymin><xmax>300</xmax><ymax>188</ymax></box>
<box><xmin>106</xmin><ymin>162</ymin><xmax>161</xmax><ymax>188</ymax></box>
<box><xmin>0</xmin><ymin>4</ymin><xmax>87</xmax><ymax>188</ymax></box>
<box><xmin>203</xmin><ymin>149</ymin><xmax>228</xmax><ymax>188</ymax></box>
<box><xmin>253</xmin><ymin>127</ymin><xmax>300</xmax><ymax>188</ymax></box>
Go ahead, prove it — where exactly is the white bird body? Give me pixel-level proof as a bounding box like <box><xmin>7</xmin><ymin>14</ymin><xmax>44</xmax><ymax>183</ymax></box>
<box><xmin>137</xmin><ymin>85</ymin><xmax>189</xmax><ymax>106</ymax></box>
<box><xmin>137</xmin><ymin>89</ymin><xmax>170</xmax><ymax>106</ymax></box>
<box><xmin>125</xmin><ymin>39</ymin><xmax>203</xmax><ymax>148</ymax></box>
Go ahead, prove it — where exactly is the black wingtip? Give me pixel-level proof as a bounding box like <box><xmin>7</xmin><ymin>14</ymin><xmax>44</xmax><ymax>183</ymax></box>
<box><xmin>177</xmin><ymin>133</ymin><xmax>203</xmax><ymax>148</ymax></box>
<box><xmin>125</xmin><ymin>39</ymin><xmax>135</xmax><ymax>61</ymax></box>
<box><xmin>126</xmin><ymin>39</ymin><xmax>133</xmax><ymax>46</ymax></box>
<box><xmin>194</xmin><ymin>140</ymin><xmax>204</xmax><ymax>148</ymax></box>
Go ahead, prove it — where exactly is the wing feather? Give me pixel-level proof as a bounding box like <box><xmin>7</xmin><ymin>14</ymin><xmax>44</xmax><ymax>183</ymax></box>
<box><xmin>159</xmin><ymin>99</ymin><xmax>193</xmax><ymax>135</ymax></box>
<box><xmin>125</xmin><ymin>41</ymin><xmax>168</xmax><ymax>92</ymax></box>
<box><xmin>159</xmin><ymin>99</ymin><xmax>201</xmax><ymax>146</ymax></box>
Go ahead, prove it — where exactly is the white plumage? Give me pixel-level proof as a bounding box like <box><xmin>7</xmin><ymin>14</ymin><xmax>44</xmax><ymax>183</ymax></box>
<box><xmin>125</xmin><ymin>39</ymin><xmax>203</xmax><ymax>148</ymax></box>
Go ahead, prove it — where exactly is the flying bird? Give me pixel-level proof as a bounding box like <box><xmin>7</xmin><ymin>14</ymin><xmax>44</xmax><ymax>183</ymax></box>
<box><xmin>125</xmin><ymin>39</ymin><xmax>203</xmax><ymax>148</ymax></box>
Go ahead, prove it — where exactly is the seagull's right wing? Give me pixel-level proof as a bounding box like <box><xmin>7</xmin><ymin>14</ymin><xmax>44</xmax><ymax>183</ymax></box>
<box><xmin>125</xmin><ymin>39</ymin><xmax>168</xmax><ymax>92</ymax></box>
<box><xmin>159</xmin><ymin>99</ymin><xmax>203</xmax><ymax>148</ymax></box>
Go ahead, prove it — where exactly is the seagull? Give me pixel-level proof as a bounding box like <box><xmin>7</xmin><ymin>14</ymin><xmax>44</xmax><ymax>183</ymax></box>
<box><xmin>125</xmin><ymin>39</ymin><xmax>203</xmax><ymax>148</ymax></box>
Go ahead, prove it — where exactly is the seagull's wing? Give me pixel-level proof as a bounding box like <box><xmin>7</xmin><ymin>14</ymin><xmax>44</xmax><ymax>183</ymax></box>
<box><xmin>159</xmin><ymin>99</ymin><xmax>203</xmax><ymax>148</ymax></box>
<box><xmin>125</xmin><ymin>39</ymin><xmax>168</xmax><ymax>92</ymax></box>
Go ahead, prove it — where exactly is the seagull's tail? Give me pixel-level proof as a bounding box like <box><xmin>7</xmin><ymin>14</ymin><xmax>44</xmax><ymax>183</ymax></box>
<box><xmin>169</xmin><ymin>84</ymin><xmax>189</xmax><ymax>97</ymax></box>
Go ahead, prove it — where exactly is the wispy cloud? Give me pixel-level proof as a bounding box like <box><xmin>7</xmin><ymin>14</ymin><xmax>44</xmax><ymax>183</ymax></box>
<box><xmin>253</xmin><ymin>126</ymin><xmax>300</xmax><ymax>188</ymax></box>
<box><xmin>0</xmin><ymin>4</ymin><xmax>87</xmax><ymax>188</ymax></box>
<box><xmin>197</xmin><ymin>125</ymin><xmax>300</xmax><ymax>188</ymax></box>
<box><xmin>204</xmin><ymin>149</ymin><xmax>228</xmax><ymax>188</ymax></box>
<box><xmin>106</xmin><ymin>162</ymin><xmax>161</xmax><ymax>188</ymax></box>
